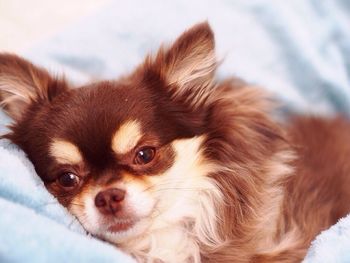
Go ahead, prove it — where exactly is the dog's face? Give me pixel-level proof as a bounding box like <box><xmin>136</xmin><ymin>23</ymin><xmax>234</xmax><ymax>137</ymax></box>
<box><xmin>0</xmin><ymin>23</ymin><xmax>221</xmax><ymax>244</ymax></box>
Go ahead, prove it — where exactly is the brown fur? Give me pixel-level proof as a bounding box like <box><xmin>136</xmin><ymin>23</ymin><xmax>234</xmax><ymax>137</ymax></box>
<box><xmin>1</xmin><ymin>22</ymin><xmax>350</xmax><ymax>262</ymax></box>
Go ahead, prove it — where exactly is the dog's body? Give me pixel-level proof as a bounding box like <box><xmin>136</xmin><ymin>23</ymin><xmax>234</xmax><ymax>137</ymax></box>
<box><xmin>0</xmin><ymin>23</ymin><xmax>349</xmax><ymax>263</ymax></box>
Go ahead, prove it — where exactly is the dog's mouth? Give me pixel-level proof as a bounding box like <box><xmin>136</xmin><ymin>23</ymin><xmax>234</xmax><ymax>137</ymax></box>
<box><xmin>107</xmin><ymin>219</ymin><xmax>137</xmax><ymax>233</ymax></box>
<box><xmin>97</xmin><ymin>216</ymin><xmax>150</xmax><ymax>244</ymax></box>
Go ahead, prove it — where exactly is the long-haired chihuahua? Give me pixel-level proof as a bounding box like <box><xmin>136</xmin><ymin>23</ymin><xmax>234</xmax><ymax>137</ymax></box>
<box><xmin>1</xmin><ymin>22</ymin><xmax>350</xmax><ymax>263</ymax></box>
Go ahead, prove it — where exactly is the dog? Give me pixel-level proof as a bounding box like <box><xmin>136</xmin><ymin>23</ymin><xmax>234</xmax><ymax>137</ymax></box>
<box><xmin>1</xmin><ymin>22</ymin><xmax>350</xmax><ymax>263</ymax></box>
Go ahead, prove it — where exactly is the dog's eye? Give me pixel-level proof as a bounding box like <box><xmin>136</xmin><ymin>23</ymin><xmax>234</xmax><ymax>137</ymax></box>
<box><xmin>134</xmin><ymin>147</ymin><xmax>156</xmax><ymax>165</ymax></box>
<box><xmin>57</xmin><ymin>172</ymin><xmax>80</xmax><ymax>189</ymax></box>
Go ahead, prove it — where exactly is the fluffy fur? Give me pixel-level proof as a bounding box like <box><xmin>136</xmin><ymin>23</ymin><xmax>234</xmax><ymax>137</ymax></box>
<box><xmin>1</xmin><ymin>22</ymin><xmax>350</xmax><ymax>262</ymax></box>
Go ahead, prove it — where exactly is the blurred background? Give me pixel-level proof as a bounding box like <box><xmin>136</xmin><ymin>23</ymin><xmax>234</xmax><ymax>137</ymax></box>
<box><xmin>0</xmin><ymin>0</ymin><xmax>110</xmax><ymax>52</ymax></box>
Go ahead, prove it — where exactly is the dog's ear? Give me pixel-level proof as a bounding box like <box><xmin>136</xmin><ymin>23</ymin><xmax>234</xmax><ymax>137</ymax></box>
<box><xmin>0</xmin><ymin>53</ymin><xmax>68</xmax><ymax>120</ymax></box>
<box><xmin>142</xmin><ymin>22</ymin><xmax>217</xmax><ymax>107</ymax></box>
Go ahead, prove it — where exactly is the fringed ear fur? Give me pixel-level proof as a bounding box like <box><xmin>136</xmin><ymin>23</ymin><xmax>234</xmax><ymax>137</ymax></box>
<box><xmin>0</xmin><ymin>53</ymin><xmax>67</xmax><ymax>121</ymax></box>
<box><xmin>144</xmin><ymin>22</ymin><xmax>217</xmax><ymax>107</ymax></box>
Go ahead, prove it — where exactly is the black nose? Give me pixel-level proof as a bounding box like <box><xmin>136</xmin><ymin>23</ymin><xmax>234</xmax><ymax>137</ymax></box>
<box><xmin>94</xmin><ymin>188</ymin><xmax>126</xmax><ymax>215</ymax></box>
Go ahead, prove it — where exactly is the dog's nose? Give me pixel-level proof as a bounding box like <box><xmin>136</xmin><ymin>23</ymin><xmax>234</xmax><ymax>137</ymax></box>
<box><xmin>94</xmin><ymin>188</ymin><xmax>126</xmax><ymax>215</ymax></box>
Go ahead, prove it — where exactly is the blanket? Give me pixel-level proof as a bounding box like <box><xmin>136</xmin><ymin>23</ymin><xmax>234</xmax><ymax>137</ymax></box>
<box><xmin>304</xmin><ymin>216</ymin><xmax>350</xmax><ymax>263</ymax></box>
<box><xmin>1</xmin><ymin>0</ymin><xmax>350</xmax><ymax>262</ymax></box>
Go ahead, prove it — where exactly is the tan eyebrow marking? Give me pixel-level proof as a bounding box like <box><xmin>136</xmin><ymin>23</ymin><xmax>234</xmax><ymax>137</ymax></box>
<box><xmin>112</xmin><ymin>120</ymin><xmax>142</xmax><ymax>154</ymax></box>
<box><xmin>49</xmin><ymin>139</ymin><xmax>83</xmax><ymax>165</ymax></box>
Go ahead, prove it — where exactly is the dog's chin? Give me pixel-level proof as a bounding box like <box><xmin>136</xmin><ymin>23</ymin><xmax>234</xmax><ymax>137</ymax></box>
<box><xmin>91</xmin><ymin>217</ymin><xmax>152</xmax><ymax>244</ymax></box>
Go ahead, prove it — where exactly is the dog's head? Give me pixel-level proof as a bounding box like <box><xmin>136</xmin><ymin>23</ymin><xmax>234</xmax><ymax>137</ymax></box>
<box><xmin>0</xmin><ymin>23</ymin><xmax>224</xmax><ymax>244</ymax></box>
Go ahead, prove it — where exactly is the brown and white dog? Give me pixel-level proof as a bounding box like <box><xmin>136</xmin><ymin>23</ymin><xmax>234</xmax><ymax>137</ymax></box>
<box><xmin>1</xmin><ymin>22</ymin><xmax>350</xmax><ymax>263</ymax></box>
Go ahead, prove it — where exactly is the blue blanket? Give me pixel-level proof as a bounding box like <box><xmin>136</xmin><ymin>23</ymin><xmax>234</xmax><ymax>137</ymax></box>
<box><xmin>1</xmin><ymin>0</ymin><xmax>350</xmax><ymax>262</ymax></box>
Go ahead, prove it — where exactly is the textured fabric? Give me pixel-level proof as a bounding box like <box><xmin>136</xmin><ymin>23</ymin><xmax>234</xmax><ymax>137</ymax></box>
<box><xmin>303</xmin><ymin>215</ymin><xmax>350</xmax><ymax>263</ymax></box>
<box><xmin>0</xmin><ymin>0</ymin><xmax>350</xmax><ymax>262</ymax></box>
